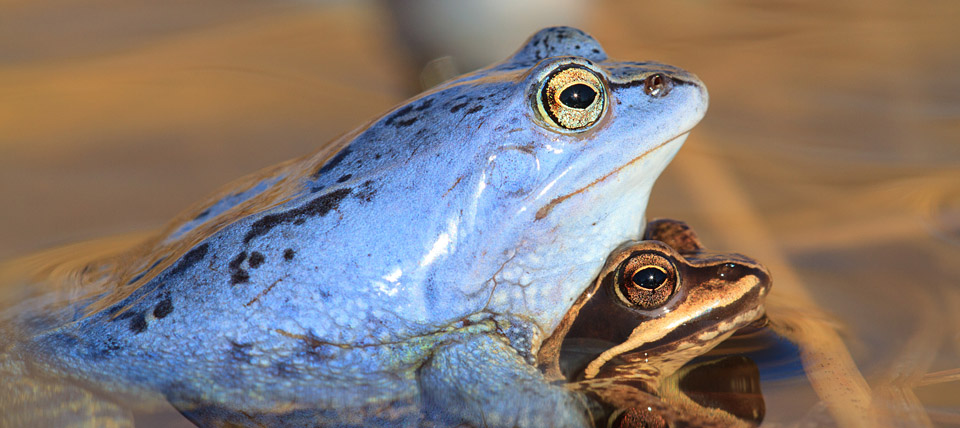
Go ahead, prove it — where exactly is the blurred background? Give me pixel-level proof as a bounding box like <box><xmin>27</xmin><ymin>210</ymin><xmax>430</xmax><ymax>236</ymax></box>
<box><xmin>1</xmin><ymin>0</ymin><xmax>958</xmax><ymax>425</ymax></box>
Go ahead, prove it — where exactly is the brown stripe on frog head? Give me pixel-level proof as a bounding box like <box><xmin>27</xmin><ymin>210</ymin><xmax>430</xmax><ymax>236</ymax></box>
<box><xmin>537</xmin><ymin>219</ymin><xmax>771</xmax><ymax>383</ymax></box>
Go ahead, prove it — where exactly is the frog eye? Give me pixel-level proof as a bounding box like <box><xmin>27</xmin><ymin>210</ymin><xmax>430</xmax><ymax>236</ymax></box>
<box><xmin>537</xmin><ymin>66</ymin><xmax>606</xmax><ymax>131</ymax></box>
<box><xmin>614</xmin><ymin>252</ymin><xmax>678</xmax><ymax>309</ymax></box>
<box><xmin>632</xmin><ymin>266</ymin><xmax>668</xmax><ymax>289</ymax></box>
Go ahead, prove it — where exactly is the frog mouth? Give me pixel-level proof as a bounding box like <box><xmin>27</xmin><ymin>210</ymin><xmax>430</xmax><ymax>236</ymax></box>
<box><xmin>580</xmin><ymin>276</ymin><xmax>767</xmax><ymax>380</ymax></box>
<box><xmin>534</xmin><ymin>132</ymin><xmax>689</xmax><ymax>220</ymax></box>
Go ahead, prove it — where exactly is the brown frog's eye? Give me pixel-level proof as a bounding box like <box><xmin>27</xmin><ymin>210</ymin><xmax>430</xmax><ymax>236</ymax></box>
<box><xmin>537</xmin><ymin>65</ymin><xmax>606</xmax><ymax>131</ymax></box>
<box><xmin>633</xmin><ymin>266</ymin><xmax>668</xmax><ymax>289</ymax></box>
<box><xmin>613</xmin><ymin>252</ymin><xmax>678</xmax><ymax>310</ymax></box>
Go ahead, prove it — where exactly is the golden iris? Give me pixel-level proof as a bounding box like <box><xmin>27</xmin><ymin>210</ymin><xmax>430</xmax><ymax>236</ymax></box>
<box><xmin>538</xmin><ymin>66</ymin><xmax>605</xmax><ymax>131</ymax></box>
<box><xmin>614</xmin><ymin>254</ymin><xmax>678</xmax><ymax>310</ymax></box>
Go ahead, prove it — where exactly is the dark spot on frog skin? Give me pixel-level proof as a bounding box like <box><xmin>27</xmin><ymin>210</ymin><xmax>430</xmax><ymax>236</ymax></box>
<box><xmin>167</xmin><ymin>243</ymin><xmax>210</xmax><ymax>279</ymax></box>
<box><xmin>355</xmin><ymin>180</ymin><xmax>377</xmax><ymax>203</ymax></box>
<box><xmin>231</xmin><ymin>269</ymin><xmax>250</xmax><ymax>286</ymax></box>
<box><xmin>311</xmin><ymin>147</ymin><xmax>352</xmax><ymax>179</ymax></box>
<box><xmin>129</xmin><ymin>311</ymin><xmax>148</xmax><ymax>333</ymax></box>
<box><xmin>414</xmin><ymin>98</ymin><xmax>434</xmax><ymax>111</ymax></box>
<box><xmin>450</xmin><ymin>102</ymin><xmax>469</xmax><ymax>113</ymax></box>
<box><xmin>385</xmin><ymin>98</ymin><xmax>433</xmax><ymax>128</ymax></box>
<box><xmin>229</xmin><ymin>252</ymin><xmax>247</xmax><ymax>270</ymax></box>
<box><xmin>283</xmin><ymin>249</ymin><xmax>296</xmax><ymax>261</ymax></box>
<box><xmin>153</xmin><ymin>297</ymin><xmax>174</xmax><ymax>319</ymax></box>
<box><xmin>385</xmin><ymin>105</ymin><xmax>414</xmax><ymax>125</ymax></box>
<box><xmin>105</xmin><ymin>337</ymin><xmax>123</xmax><ymax>351</ymax></box>
<box><xmin>336</xmin><ymin>174</ymin><xmax>352</xmax><ymax>183</ymax></box>
<box><xmin>273</xmin><ymin>361</ymin><xmax>299</xmax><ymax>378</ymax></box>
<box><xmin>466</xmin><ymin>105</ymin><xmax>483</xmax><ymax>115</ymax></box>
<box><xmin>229</xmin><ymin>252</ymin><xmax>250</xmax><ymax>285</ymax></box>
<box><xmin>229</xmin><ymin>341</ymin><xmax>254</xmax><ymax>364</ymax></box>
<box><xmin>243</xmin><ymin>188</ymin><xmax>352</xmax><ymax>244</ymax></box>
<box><xmin>87</xmin><ymin>336</ymin><xmax>124</xmax><ymax>361</ymax></box>
<box><xmin>248</xmin><ymin>252</ymin><xmax>265</xmax><ymax>269</ymax></box>
<box><xmin>394</xmin><ymin>117</ymin><xmax>418</xmax><ymax>127</ymax></box>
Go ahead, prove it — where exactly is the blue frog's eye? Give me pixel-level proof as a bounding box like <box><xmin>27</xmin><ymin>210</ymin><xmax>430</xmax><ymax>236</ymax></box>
<box><xmin>537</xmin><ymin>65</ymin><xmax>606</xmax><ymax>131</ymax></box>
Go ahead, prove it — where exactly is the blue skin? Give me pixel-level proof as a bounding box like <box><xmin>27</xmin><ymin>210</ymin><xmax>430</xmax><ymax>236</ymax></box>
<box><xmin>6</xmin><ymin>27</ymin><xmax>707</xmax><ymax>427</ymax></box>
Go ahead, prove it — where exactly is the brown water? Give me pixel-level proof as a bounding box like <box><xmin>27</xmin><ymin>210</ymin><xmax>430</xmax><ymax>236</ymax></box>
<box><xmin>1</xmin><ymin>1</ymin><xmax>958</xmax><ymax>426</ymax></box>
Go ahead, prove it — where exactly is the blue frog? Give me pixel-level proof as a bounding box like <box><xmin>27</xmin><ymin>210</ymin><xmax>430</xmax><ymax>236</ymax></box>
<box><xmin>1</xmin><ymin>27</ymin><xmax>707</xmax><ymax>427</ymax></box>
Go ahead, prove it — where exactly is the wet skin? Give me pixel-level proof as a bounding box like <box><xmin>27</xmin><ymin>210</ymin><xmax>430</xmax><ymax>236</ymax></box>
<box><xmin>0</xmin><ymin>28</ymin><xmax>707</xmax><ymax>427</ymax></box>
<box><xmin>537</xmin><ymin>219</ymin><xmax>772</xmax><ymax>427</ymax></box>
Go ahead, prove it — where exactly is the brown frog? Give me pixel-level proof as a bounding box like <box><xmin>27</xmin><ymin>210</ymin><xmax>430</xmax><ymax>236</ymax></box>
<box><xmin>538</xmin><ymin>219</ymin><xmax>772</xmax><ymax>427</ymax></box>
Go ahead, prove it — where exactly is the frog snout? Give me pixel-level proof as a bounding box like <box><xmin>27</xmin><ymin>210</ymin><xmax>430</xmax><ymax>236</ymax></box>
<box><xmin>717</xmin><ymin>256</ymin><xmax>772</xmax><ymax>298</ymax></box>
<box><xmin>745</xmin><ymin>261</ymin><xmax>772</xmax><ymax>298</ymax></box>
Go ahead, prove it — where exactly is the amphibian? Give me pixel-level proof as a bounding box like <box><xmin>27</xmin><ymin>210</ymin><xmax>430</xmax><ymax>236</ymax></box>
<box><xmin>538</xmin><ymin>219</ymin><xmax>772</xmax><ymax>427</ymax></box>
<box><xmin>0</xmin><ymin>28</ymin><xmax>707</xmax><ymax>427</ymax></box>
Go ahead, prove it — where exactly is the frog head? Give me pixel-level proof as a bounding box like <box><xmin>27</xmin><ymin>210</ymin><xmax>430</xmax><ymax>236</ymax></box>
<box><xmin>536</xmin><ymin>219</ymin><xmax>772</xmax><ymax>383</ymax></box>
<box><xmin>393</xmin><ymin>27</ymin><xmax>709</xmax><ymax>339</ymax></box>
<box><xmin>285</xmin><ymin>27</ymin><xmax>707</xmax><ymax>345</ymax></box>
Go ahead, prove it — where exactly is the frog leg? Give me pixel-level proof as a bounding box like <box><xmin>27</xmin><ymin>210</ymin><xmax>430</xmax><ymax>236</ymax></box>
<box><xmin>0</xmin><ymin>358</ymin><xmax>133</xmax><ymax>428</ymax></box>
<box><xmin>418</xmin><ymin>334</ymin><xmax>592</xmax><ymax>428</ymax></box>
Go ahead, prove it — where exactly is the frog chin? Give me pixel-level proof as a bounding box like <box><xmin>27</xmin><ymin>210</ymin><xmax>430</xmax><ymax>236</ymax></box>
<box><xmin>587</xmin><ymin>303</ymin><xmax>767</xmax><ymax>381</ymax></box>
<box><xmin>533</xmin><ymin>132</ymin><xmax>688</xmax><ymax>222</ymax></box>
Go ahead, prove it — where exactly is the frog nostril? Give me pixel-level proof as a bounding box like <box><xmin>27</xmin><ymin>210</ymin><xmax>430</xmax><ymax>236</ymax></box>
<box><xmin>717</xmin><ymin>262</ymin><xmax>738</xmax><ymax>279</ymax></box>
<box><xmin>644</xmin><ymin>73</ymin><xmax>672</xmax><ymax>97</ymax></box>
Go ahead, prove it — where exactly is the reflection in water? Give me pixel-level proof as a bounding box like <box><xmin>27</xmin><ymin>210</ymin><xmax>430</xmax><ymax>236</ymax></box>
<box><xmin>711</xmin><ymin>323</ymin><xmax>805</xmax><ymax>384</ymax></box>
<box><xmin>673</xmin><ymin>356</ymin><xmax>766</xmax><ymax>425</ymax></box>
<box><xmin>1</xmin><ymin>0</ymin><xmax>959</xmax><ymax>426</ymax></box>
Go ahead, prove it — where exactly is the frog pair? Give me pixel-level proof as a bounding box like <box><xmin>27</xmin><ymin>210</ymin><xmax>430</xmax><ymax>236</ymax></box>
<box><xmin>1</xmin><ymin>27</ymin><xmax>768</xmax><ymax>427</ymax></box>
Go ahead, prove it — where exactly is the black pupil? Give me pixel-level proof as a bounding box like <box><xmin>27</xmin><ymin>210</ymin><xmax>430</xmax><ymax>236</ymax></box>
<box><xmin>632</xmin><ymin>267</ymin><xmax>667</xmax><ymax>290</ymax></box>
<box><xmin>558</xmin><ymin>84</ymin><xmax>597</xmax><ymax>109</ymax></box>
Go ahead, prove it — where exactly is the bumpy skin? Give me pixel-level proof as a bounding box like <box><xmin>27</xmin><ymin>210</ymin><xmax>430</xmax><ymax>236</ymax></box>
<box><xmin>1</xmin><ymin>28</ymin><xmax>707</xmax><ymax>427</ymax></box>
